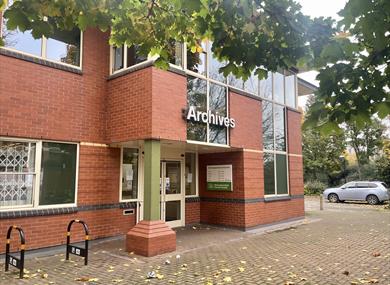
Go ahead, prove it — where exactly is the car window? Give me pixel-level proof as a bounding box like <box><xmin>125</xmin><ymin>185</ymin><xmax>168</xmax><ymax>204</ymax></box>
<box><xmin>356</xmin><ymin>182</ymin><xmax>370</xmax><ymax>188</ymax></box>
<box><xmin>343</xmin><ymin>182</ymin><xmax>356</xmax><ymax>188</ymax></box>
<box><xmin>367</xmin><ymin>183</ymin><xmax>377</xmax><ymax>188</ymax></box>
<box><xmin>381</xmin><ymin>182</ymin><xmax>388</xmax><ymax>188</ymax></box>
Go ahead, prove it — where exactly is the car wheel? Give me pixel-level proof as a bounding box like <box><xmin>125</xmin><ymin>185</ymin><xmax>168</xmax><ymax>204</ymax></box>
<box><xmin>366</xmin><ymin>195</ymin><xmax>379</xmax><ymax>205</ymax></box>
<box><xmin>328</xmin><ymin>193</ymin><xmax>339</xmax><ymax>203</ymax></box>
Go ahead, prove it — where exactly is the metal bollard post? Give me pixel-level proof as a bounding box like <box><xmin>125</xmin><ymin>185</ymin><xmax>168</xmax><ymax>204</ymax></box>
<box><xmin>66</xmin><ymin>219</ymin><xmax>90</xmax><ymax>265</ymax></box>
<box><xmin>320</xmin><ymin>194</ymin><xmax>324</xmax><ymax>210</ymax></box>
<box><xmin>5</xmin><ymin>225</ymin><xmax>26</xmax><ymax>279</ymax></box>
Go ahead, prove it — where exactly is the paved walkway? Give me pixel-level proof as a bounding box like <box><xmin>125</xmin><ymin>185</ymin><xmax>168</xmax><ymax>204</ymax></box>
<box><xmin>1</xmin><ymin>198</ymin><xmax>389</xmax><ymax>284</ymax></box>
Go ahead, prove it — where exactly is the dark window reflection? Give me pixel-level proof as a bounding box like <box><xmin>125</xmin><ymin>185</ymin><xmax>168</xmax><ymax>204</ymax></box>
<box><xmin>209</xmin><ymin>83</ymin><xmax>226</xmax><ymax>115</ymax></box>
<box><xmin>209</xmin><ymin>125</ymin><xmax>227</xmax><ymax>144</ymax></box>
<box><xmin>127</xmin><ymin>45</ymin><xmax>147</xmax><ymax>67</ymax></box>
<box><xmin>276</xmin><ymin>154</ymin><xmax>288</xmax><ymax>194</ymax></box>
<box><xmin>187</xmin><ymin>77</ymin><xmax>207</xmax><ymax>142</ymax></box>
<box><xmin>274</xmin><ymin>105</ymin><xmax>286</xmax><ymax>151</ymax></box>
<box><xmin>167</xmin><ymin>40</ymin><xmax>183</xmax><ymax>67</ymax></box>
<box><xmin>113</xmin><ymin>45</ymin><xmax>124</xmax><ymax>71</ymax></box>
<box><xmin>262</xmin><ymin>102</ymin><xmax>274</xmax><ymax>150</ymax></box>
<box><xmin>264</xmin><ymin>153</ymin><xmax>275</xmax><ymax>195</ymax></box>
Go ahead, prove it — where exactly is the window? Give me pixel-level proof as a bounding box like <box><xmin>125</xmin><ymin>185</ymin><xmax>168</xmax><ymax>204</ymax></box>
<box><xmin>262</xmin><ymin>102</ymin><xmax>289</xmax><ymax>196</ymax></box>
<box><xmin>0</xmin><ymin>139</ymin><xmax>78</xmax><ymax>209</ymax></box>
<box><xmin>186</xmin><ymin>76</ymin><xmax>229</xmax><ymax>145</ymax></box>
<box><xmin>40</xmin><ymin>142</ymin><xmax>77</xmax><ymax>205</ymax></box>
<box><xmin>111</xmin><ymin>45</ymin><xmax>147</xmax><ymax>74</ymax></box>
<box><xmin>285</xmin><ymin>71</ymin><xmax>296</xmax><ymax>108</ymax></box>
<box><xmin>121</xmin><ymin>148</ymin><xmax>139</xmax><ymax>200</ymax></box>
<box><xmin>185</xmin><ymin>153</ymin><xmax>197</xmax><ymax>196</ymax></box>
<box><xmin>1</xmin><ymin>1</ymin><xmax>82</xmax><ymax>67</ymax></box>
<box><xmin>187</xmin><ymin>41</ymin><xmax>207</xmax><ymax>76</ymax></box>
<box><xmin>208</xmin><ymin>42</ymin><xmax>226</xmax><ymax>83</ymax></box>
<box><xmin>0</xmin><ymin>141</ymin><xmax>36</xmax><ymax>207</ymax></box>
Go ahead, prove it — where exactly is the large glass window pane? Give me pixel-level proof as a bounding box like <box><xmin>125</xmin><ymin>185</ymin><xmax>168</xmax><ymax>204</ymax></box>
<box><xmin>262</xmin><ymin>102</ymin><xmax>274</xmax><ymax>150</ymax></box>
<box><xmin>228</xmin><ymin>74</ymin><xmax>244</xmax><ymax>90</ymax></box>
<box><xmin>122</xmin><ymin>148</ymin><xmax>139</xmax><ymax>200</ymax></box>
<box><xmin>209</xmin><ymin>126</ymin><xmax>227</xmax><ymax>144</ymax></box>
<box><xmin>244</xmin><ymin>71</ymin><xmax>259</xmax><ymax>95</ymax></box>
<box><xmin>276</xmin><ymin>154</ymin><xmax>288</xmax><ymax>195</ymax></box>
<box><xmin>113</xmin><ymin>45</ymin><xmax>124</xmax><ymax>72</ymax></box>
<box><xmin>264</xmin><ymin>153</ymin><xmax>275</xmax><ymax>195</ymax></box>
<box><xmin>165</xmin><ymin>200</ymin><xmax>181</xmax><ymax>222</ymax></box>
<box><xmin>285</xmin><ymin>73</ymin><xmax>296</xmax><ymax>108</ymax></box>
<box><xmin>127</xmin><ymin>45</ymin><xmax>147</xmax><ymax>67</ymax></box>
<box><xmin>185</xmin><ymin>153</ymin><xmax>197</xmax><ymax>196</ymax></box>
<box><xmin>165</xmin><ymin>162</ymin><xmax>181</xmax><ymax>194</ymax></box>
<box><xmin>39</xmin><ymin>143</ymin><xmax>77</xmax><ymax>205</ymax></box>
<box><xmin>2</xmin><ymin>28</ymin><xmax>42</xmax><ymax>56</ymax></box>
<box><xmin>187</xmin><ymin>42</ymin><xmax>207</xmax><ymax>76</ymax></box>
<box><xmin>274</xmin><ymin>105</ymin><xmax>286</xmax><ymax>151</ymax></box>
<box><xmin>209</xmin><ymin>83</ymin><xmax>227</xmax><ymax>144</ymax></box>
<box><xmin>46</xmin><ymin>28</ymin><xmax>81</xmax><ymax>66</ymax></box>
<box><xmin>187</xmin><ymin>76</ymin><xmax>207</xmax><ymax>142</ymax></box>
<box><xmin>260</xmin><ymin>72</ymin><xmax>272</xmax><ymax>100</ymax></box>
<box><xmin>208</xmin><ymin>42</ymin><xmax>226</xmax><ymax>82</ymax></box>
<box><xmin>167</xmin><ymin>40</ymin><xmax>183</xmax><ymax>67</ymax></box>
<box><xmin>274</xmin><ymin>72</ymin><xmax>285</xmax><ymax>104</ymax></box>
<box><xmin>0</xmin><ymin>141</ymin><xmax>36</xmax><ymax>207</ymax></box>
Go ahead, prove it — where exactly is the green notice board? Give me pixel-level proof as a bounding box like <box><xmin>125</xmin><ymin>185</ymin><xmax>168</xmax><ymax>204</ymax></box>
<box><xmin>207</xmin><ymin>165</ymin><xmax>233</xmax><ymax>192</ymax></box>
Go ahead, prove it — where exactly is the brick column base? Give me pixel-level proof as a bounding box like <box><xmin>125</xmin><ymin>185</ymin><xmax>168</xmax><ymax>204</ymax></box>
<box><xmin>126</xmin><ymin>220</ymin><xmax>176</xmax><ymax>257</ymax></box>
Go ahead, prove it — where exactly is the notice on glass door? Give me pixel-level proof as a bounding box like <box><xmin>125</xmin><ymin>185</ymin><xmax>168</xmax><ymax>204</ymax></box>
<box><xmin>207</xmin><ymin>165</ymin><xmax>233</xmax><ymax>191</ymax></box>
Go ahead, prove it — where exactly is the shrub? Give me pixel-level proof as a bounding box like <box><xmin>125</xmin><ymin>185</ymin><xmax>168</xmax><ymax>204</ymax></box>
<box><xmin>304</xmin><ymin>180</ymin><xmax>327</xmax><ymax>195</ymax></box>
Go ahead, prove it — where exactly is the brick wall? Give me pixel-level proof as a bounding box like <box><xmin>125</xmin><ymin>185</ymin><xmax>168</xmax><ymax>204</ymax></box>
<box><xmin>185</xmin><ymin>201</ymin><xmax>200</xmax><ymax>225</ymax></box>
<box><xmin>151</xmin><ymin>68</ymin><xmax>187</xmax><ymax>141</ymax></box>
<box><xmin>229</xmin><ymin>92</ymin><xmax>262</xmax><ymax>150</ymax></box>
<box><xmin>0</xmin><ymin>29</ymin><xmax>109</xmax><ymax>143</ymax></box>
<box><xmin>106</xmin><ymin>68</ymin><xmax>153</xmax><ymax>143</ymax></box>
<box><xmin>287</xmin><ymin>109</ymin><xmax>303</xmax><ymax>155</ymax></box>
<box><xmin>244</xmin><ymin>199</ymin><xmax>304</xmax><ymax>228</ymax></box>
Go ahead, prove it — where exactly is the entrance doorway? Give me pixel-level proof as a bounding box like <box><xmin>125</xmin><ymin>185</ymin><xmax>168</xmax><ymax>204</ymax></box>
<box><xmin>160</xmin><ymin>161</ymin><xmax>185</xmax><ymax>228</ymax></box>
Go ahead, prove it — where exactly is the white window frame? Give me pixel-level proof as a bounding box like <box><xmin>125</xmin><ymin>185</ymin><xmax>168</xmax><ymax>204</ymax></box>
<box><xmin>0</xmin><ymin>137</ymin><xmax>79</xmax><ymax>211</ymax></box>
<box><xmin>0</xmin><ymin>11</ymin><xmax>83</xmax><ymax>70</ymax></box>
<box><xmin>119</xmin><ymin>146</ymin><xmax>142</xmax><ymax>202</ymax></box>
<box><xmin>109</xmin><ymin>43</ymin><xmax>185</xmax><ymax>75</ymax></box>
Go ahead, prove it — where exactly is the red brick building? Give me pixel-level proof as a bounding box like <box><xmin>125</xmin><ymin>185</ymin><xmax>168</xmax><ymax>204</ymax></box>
<box><xmin>0</xmin><ymin>16</ymin><xmax>315</xmax><ymax>256</ymax></box>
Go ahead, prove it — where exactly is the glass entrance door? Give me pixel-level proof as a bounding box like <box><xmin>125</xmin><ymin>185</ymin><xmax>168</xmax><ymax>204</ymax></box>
<box><xmin>160</xmin><ymin>161</ymin><xmax>184</xmax><ymax>228</ymax></box>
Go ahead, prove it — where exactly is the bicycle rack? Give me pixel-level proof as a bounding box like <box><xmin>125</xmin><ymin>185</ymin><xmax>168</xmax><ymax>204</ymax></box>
<box><xmin>66</xmin><ymin>219</ymin><xmax>89</xmax><ymax>265</ymax></box>
<box><xmin>5</xmin><ymin>225</ymin><xmax>26</xmax><ymax>279</ymax></box>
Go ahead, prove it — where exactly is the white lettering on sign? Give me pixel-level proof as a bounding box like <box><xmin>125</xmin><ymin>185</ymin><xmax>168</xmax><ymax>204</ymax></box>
<box><xmin>186</xmin><ymin>106</ymin><xmax>236</xmax><ymax>128</ymax></box>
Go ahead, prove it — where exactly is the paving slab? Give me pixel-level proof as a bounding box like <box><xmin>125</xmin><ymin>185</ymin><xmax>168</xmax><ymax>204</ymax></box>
<box><xmin>1</xmin><ymin>198</ymin><xmax>389</xmax><ymax>285</ymax></box>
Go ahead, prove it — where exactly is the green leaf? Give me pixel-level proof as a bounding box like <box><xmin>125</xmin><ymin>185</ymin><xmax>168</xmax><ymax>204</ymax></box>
<box><xmin>374</xmin><ymin>102</ymin><xmax>390</xmax><ymax>119</ymax></box>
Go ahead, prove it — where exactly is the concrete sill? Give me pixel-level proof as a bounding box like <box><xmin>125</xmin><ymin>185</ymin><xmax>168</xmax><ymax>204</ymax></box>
<box><xmin>0</xmin><ymin>48</ymin><xmax>82</xmax><ymax>75</ymax></box>
<box><xmin>264</xmin><ymin>196</ymin><xmax>292</xmax><ymax>202</ymax></box>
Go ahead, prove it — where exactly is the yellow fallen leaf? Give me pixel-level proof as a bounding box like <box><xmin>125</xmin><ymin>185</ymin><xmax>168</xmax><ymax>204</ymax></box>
<box><xmin>238</xmin><ymin>267</ymin><xmax>245</xmax><ymax>272</ymax></box>
<box><xmin>223</xmin><ymin>276</ymin><xmax>232</xmax><ymax>282</ymax></box>
<box><xmin>156</xmin><ymin>274</ymin><xmax>164</xmax><ymax>280</ymax></box>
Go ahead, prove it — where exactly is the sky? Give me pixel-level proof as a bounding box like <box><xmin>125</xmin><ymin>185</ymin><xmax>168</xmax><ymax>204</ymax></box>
<box><xmin>296</xmin><ymin>0</ymin><xmax>347</xmax><ymax>109</ymax></box>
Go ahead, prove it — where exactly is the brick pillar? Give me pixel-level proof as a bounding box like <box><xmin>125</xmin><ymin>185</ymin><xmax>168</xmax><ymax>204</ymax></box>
<box><xmin>126</xmin><ymin>140</ymin><xmax>176</xmax><ymax>256</ymax></box>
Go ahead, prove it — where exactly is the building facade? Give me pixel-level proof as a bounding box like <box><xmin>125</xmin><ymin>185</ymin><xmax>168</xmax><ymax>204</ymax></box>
<box><xmin>0</xmin><ymin>13</ymin><xmax>314</xmax><ymax>256</ymax></box>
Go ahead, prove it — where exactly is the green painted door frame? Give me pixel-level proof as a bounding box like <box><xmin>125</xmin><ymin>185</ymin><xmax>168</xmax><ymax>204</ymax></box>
<box><xmin>143</xmin><ymin>140</ymin><xmax>161</xmax><ymax>221</ymax></box>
